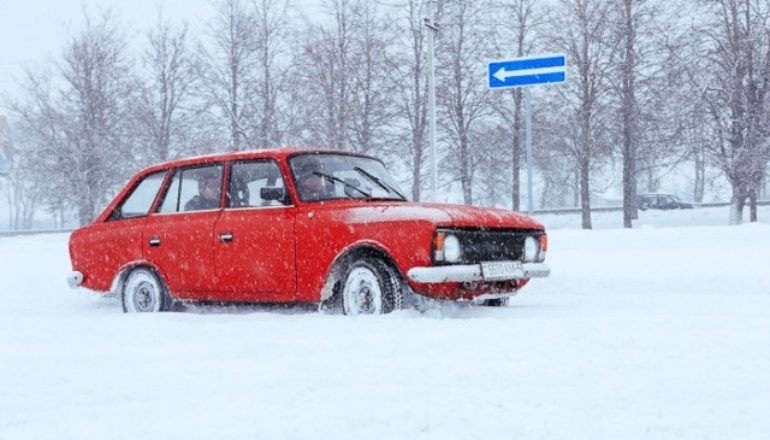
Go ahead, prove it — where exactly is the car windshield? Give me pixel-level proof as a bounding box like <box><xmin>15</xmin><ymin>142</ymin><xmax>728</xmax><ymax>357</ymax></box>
<box><xmin>289</xmin><ymin>153</ymin><xmax>406</xmax><ymax>202</ymax></box>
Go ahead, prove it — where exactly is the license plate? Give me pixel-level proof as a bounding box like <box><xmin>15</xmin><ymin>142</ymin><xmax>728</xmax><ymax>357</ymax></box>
<box><xmin>481</xmin><ymin>261</ymin><xmax>524</xmax><ymax>281</ymax></box>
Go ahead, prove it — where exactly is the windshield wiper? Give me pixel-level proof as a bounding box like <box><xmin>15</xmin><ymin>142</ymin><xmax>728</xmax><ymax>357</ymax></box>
<box><xmin>352</xmin><ymin>166</ymin><xmax>406</xmax><ymax>200</ymax></box>
<box><xmin>313</xmin><ymin>171</ymin><xmax>372</xmax><ymax>198</ymax></box>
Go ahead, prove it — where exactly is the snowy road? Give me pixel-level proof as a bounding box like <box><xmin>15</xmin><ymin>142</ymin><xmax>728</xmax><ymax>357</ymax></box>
<box><xmin>1</xmin><ymin>210</ymin><xmax>769</xmax><ymax>439</ymax></box>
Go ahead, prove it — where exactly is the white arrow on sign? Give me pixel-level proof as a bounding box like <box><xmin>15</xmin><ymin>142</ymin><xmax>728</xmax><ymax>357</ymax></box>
<box><xmin>492</xmin><ymin>66</ymin><xmax>567</xmax><ymax>82</ymax></box>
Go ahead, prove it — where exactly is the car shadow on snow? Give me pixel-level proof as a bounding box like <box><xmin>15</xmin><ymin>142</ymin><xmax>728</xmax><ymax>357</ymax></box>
<box><xmin>85</xmin><ymin>292</ymin><xmax>531</xmax><ymax>318</ymax></box>
<box><xmin>173</xmin><ymin>301</ymin><xmax>319</xmax><ymax>315</ymax></box>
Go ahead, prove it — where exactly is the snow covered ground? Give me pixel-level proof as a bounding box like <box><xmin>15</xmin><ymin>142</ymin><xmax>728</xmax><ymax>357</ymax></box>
<box><xmin>1</xmin><ymin>206</ymin><xmax>769</xmax><ymax>439</ymax></box>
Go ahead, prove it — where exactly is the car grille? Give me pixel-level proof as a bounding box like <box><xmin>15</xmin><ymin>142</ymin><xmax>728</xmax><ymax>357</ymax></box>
<box><xmin>439</xmin><ymin>229</ymin><xmax>540</xmax><ymax>264</ymax></box>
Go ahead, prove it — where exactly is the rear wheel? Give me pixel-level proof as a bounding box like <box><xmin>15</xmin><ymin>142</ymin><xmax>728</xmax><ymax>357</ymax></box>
<box><xmin>121</xmin><ymin>268</ymin><xmax>172</xmax><ymax>313</ymax></box>
<box><xmin>341</xmin><ymin>258</ymin><xmax>403</xmax><ymax>315</ymax></box>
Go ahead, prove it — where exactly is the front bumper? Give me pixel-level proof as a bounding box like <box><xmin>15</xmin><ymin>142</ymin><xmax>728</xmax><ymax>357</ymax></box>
<box><xmin>67</xmin><ymin>271</ymin><xmax>84</xmax><ymax>288</ymax></box>
<box><xmin>407</xmin><ymin>262</ymin><xmax>550</xmax><ymax>283</ymax></box>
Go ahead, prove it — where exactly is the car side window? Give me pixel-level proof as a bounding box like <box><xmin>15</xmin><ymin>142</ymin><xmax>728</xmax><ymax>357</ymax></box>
<box><xmin>112</xmin><ymin>171</ymin><xmax>167</xmax><ymax>220</ymax></box>
<box><xmin>227</xmin><ymin>160</ymin><xmax>290</xmax><ymax>208</ymax></box>
<box><xmin>157</xmin><ymin>164</ymin><xmax>224</xmax><ymax>213</ymax></box>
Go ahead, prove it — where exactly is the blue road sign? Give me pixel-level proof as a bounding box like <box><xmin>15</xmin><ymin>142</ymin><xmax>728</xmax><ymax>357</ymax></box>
<box><xmin>488</xmin><ymin>54</ymin><xmax>566</xmax><ymax>89</ymax></box>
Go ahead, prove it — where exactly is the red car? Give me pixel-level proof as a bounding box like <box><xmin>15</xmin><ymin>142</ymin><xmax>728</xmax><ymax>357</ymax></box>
<box><xmin>67</xmin><ymin>149</ymin><xmax>550</xmax><ymax>314</ymax></box>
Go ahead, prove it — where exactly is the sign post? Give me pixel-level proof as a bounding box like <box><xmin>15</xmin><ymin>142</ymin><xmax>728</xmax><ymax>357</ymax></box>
<box><xmin>488</xmin><ymin>54</ymin><xmax>566</xmax><ymax>214</ymax></box>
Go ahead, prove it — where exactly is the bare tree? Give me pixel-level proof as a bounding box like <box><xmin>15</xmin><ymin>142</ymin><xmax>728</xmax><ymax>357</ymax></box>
<box><xmin>697</xmin><ymin>0</ymin><xmax>770</xmax><ymax>224</ymax></box>
<box><xmin>491</xmin><ymin>0</ymin><xmax>544</xmax><ymax>211</ymax></box>
<box><xmin>198</xmin><ymin>0</ymin><xmax>258</xmax><ymax>151</ymax></box>
<box><xmin>250</xmin><ymin>0</ymin><xmax>291</xmax><ymax>148</ymax></box>
<box><xmin>10</xmin><ymin>11</ymin><xmax>135</xmax><ymax>225</ymax></box>
<box><xmin>137</xmin><ymin>12</ymin><xmax>196</xmax><ymax>161</ymax></box>
<box><xmin>437</xmin><ymin>0</ymin><xmax>495</xmax><ymax>205</ymax></box>
<box><xmin>296</xmin><ymin>0</ymin><xmax>357</xmax><ymax>149</ymax></box>
<box><xmin>294</xmin><ymin>0</ymin><xmax>394</xmax><ymax>156</ymax></box>
<box><xmin>347</xmin><ymin>1</ymin><xmax>395</xmax><ymax>155</ymax></box>
<box><xmin>548</xmin><ymin>0</ymin><xmax>617</xmax><ymax>229</ymax></box>
<box><xmin>383</xmin><ymin>0</ymin><xmax>452</xmax><ymax>201</ymax></box>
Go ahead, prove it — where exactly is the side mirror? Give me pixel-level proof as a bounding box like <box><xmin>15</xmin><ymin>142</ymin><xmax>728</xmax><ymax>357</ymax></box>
<box><xmin>261</xmin><ymin>187</ymin><xmax>287</xmax><ymax>202</ymax></box>
<box><xmin>109</xmin><ymin>207</ymin><xmax>123</xmax><ymax>221</ymax></box>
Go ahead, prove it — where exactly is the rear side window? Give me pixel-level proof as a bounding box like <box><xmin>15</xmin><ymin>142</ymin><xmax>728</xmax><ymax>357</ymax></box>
<box><xmin>157</xmin><ymin>164</ymin><xmax>224</xmax><ymax>213</ymax></box>
<box><xmin>113</xmin><ymin>171</ymin><xmax>167</xmax><ymax>220</ymax></box>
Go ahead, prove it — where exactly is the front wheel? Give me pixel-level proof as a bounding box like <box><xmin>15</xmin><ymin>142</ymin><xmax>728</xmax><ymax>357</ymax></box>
<box><xmin>122</xmin><ymin>268</ymin><xmax>172</xmax><ymax>313</ymax></box>
<box><xmin>341</xmin><ymin>258</ymin><xmax>403</xmax><ymax>315</ymax></box>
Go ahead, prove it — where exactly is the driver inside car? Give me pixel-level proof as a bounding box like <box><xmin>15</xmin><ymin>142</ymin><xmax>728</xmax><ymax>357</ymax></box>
<box><xmin>296</xmin><ymin>159</ymin><xmax>333</xmax><ymax>201</ymax></box>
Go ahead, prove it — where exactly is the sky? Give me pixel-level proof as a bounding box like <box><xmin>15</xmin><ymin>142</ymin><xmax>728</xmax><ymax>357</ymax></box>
<box><xmin>0</xmin><ymin>0</ymin><xmax>216</xmax><ymax>108</ymax></box>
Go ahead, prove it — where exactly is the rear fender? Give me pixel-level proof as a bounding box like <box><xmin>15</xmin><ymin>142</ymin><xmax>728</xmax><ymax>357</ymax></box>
<box><xmin>109</xmin><ymin>260</ymin><xmax>171</xmax><ymax>298</ymax></box>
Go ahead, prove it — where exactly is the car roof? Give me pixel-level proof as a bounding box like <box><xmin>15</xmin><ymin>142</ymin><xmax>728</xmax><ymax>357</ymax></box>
<box><xmin>139</xmin><ymin>147</ymin><xmax>375</xmax><ymax>175</ymax></box>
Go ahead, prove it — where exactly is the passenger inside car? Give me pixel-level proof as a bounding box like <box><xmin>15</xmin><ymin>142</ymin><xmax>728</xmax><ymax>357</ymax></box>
<box><xmin>184</xmin><ymin>174</ymin><xmax>221</xmax><ymax>211</ymax></box>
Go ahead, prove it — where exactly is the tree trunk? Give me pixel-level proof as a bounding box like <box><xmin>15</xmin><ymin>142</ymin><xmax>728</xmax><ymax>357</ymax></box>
<box><xmin>461</xmin><ymin>134</ymin><xmax>472</xmax><ymax>205</ymax></box>
<box><xmin>412</xmin><ymin>147</ymin><xmax>422</xmax><ymax>202</ymax></box>
<box><xmin>728</xmin><ymin>190</ymin><xmax>745</xmax><ymax>225</ymax></box>
<box><xmin>573</xmin><ymin>167</ymin><xmax>580</xmax><ymax>207</ymax></box>
<box><xmin>580</xmin><ymin>158</ymin><xmax>592</xmax><ymax>229</ymax></box>
<box><xmin>749</xmin><ymin>189</ymin><xmax>757</xmax><ymax>222</ymax></box>
<box><xmin>620</xmin><ymin>0</ymin><xmax>636</xmax><ymax>229</ymax></box>
<box><xmin>622</xmin><ymin>151</ymin><xmax>634</xmax><ymax>228</ymax></box>
<box><xmin>693</xmin><ymin>147</ymin><xmax>705</xmax><ymax>203</ymax></box>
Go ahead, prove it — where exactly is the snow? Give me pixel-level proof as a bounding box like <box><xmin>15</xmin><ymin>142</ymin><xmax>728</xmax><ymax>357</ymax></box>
<box><xmin>1</xmin><ymin>207</ymin><xmax>769</xmax><ymax>439</ymax></box>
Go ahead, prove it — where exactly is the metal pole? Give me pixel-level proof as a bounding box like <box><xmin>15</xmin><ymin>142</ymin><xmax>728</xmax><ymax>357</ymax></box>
<box><xmin>525</xmin><ymin>88</ymin><xmax>534</xmax><ymax>214</ymax></box>
<box><xmin>425</xmin><ymin>2</ymin><xmax>438</xmax><ymax>203</ymax></box>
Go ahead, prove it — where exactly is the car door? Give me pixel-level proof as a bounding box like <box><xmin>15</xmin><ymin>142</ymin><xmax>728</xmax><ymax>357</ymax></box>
<box><xmin>213</xmin><ymin>159</ymin><xmax>296</xmax><ymax>302</ymax></box>
<box><xmin>74</xmin><ymin>170</ymin><xmax>168</xmax><ymax>291</ymax></box>
<box><xmin>143</xmin><ymin>163</ymin><xmax>225</xmax><ymax>300</ymax></box>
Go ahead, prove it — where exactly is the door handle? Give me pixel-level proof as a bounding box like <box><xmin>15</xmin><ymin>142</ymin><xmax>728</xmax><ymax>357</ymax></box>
<box><xmin>148</xmin><ymin>236</ymin><xmax>161</xmax><ymax>247</ymax></box>
<box><xmin>219</xmin><ymin>232</ymin><xmax>233</xmax><ymax>243</ymax></box>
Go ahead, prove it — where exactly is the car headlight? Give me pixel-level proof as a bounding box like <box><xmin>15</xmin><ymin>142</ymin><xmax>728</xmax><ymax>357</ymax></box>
<box><xmin>444</xmin><ymin>234</ymin><xmax>461</xmax><ymax>262</ymax></box>
<box><xmin>523</xmin><ymin>236</ymin><xmax>540</xmax><ymax>262</ymax></box>
<box><xmin>433</xmin><ymin>231</ymin><xmax>462</xmax><ymax>263</ymax></box>
<box><xmin>538</xmin><ymin>234</ymin><xmax>547</xmax><ymax>262</ymax></box>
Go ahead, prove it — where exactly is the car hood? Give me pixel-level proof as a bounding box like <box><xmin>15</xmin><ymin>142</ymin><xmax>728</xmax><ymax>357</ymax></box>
<box><xmin>425</xmin><ymin>202</ymin><xmax>544</xmax><ymax>230</ymax></box>
<box><xmin>341</xmin><ymin>201</ymin><xmax>543</xmax><ymax>230</ymax></box>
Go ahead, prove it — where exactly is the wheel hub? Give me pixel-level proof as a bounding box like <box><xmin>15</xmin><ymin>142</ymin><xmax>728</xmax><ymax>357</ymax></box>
<box><xmin>344</xmin><ymin>267</ymin><xmax>382</xmax><ymax>315</ymax></box>
<box><xmin>133</xmin><ymin>281</ymin><xmax>156</xmax><ymax>312</ymax></box>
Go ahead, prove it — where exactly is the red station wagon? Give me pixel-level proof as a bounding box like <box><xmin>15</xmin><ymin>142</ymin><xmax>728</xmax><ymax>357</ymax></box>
<box><xmin>67</xmin><ymin>149</ymin><xmax>550</xmax><ymax>314</ymax></box>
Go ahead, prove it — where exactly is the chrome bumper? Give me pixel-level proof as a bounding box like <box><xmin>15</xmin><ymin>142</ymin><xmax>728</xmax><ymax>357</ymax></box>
<box><xmin>407</xmin><ymin>262</ymin><xmax>550</xmax><ymax>283</ymax></box>
<box><xmin>67</xmin><ymin>271</ymin><xmax>84</xmax><ymax>288</ymax></box>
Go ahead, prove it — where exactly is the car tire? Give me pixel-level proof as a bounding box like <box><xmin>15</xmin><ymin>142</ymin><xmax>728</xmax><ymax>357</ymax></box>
<box><xmin>121</xmin><ymin>268</ymin><xmax>172</xmax><ymax>313</ymax></box>
<box><xmin>341</xmin><ymin>258</ymin><xmax>403</xmax><ymax>315</ymax></box>
<box><xmin>480</xmin><ymin>297</ymin><xmax>510</xmax><ymax>307</ymax></box>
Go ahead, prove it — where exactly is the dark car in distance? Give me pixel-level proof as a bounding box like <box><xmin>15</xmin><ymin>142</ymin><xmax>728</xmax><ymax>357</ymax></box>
<box><xmin>635</xmin><ymin>193</ymin><xmax>695</xmax><ymax>211</ymax></box>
